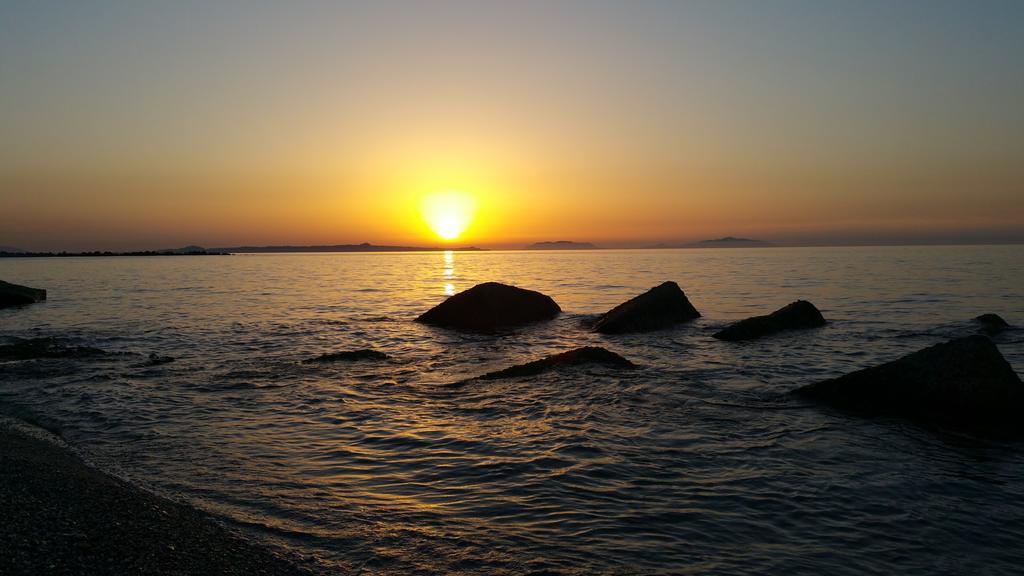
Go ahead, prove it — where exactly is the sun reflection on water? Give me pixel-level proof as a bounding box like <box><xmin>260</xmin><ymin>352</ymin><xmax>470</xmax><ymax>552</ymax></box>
<box><xmin>443</xmin><ymin>250</ymin><xmax>455</xmax><ymax>295</ymax></box>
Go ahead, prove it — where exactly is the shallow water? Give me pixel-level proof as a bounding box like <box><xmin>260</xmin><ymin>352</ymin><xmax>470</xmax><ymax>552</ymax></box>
<box><xmin>1</xmin><ymin>246</ymin><xmax>1023</xmax><ymax>575</ymax></box>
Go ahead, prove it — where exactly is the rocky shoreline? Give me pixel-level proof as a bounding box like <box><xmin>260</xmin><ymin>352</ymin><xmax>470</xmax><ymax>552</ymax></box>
<box><xmin>0</xmin><ymin>418</ymin><xmax>314</xmax><ymax>576</ymax></box>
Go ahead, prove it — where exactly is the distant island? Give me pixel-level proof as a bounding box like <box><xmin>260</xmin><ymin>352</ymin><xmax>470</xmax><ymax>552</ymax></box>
<box><xmin>526</xmin><ymin>241</ymin><xmax>598</xmax><ymax>250</ymax></box>
<box><xmin>647</xmin><ymin>237</ymin><xmax>771</xmax><ymax>249</ymax></box>
<box><xmin>211</xmin><ymin>242</ymin><xmax>485</xmax><ymax>253</ymax></box>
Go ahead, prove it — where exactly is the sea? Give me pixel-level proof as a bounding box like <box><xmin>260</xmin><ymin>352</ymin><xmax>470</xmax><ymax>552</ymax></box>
<box><xmin>1</xmin><ymin>245</ymin><xmax>1023</xmax><ymax>575</ymax></box>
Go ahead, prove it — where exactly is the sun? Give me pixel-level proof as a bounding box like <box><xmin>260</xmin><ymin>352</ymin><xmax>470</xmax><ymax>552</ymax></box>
<box><xmin>420</xmin><ymin>190</ymin><xmax>477</xmax><ymax>241</ymax></box>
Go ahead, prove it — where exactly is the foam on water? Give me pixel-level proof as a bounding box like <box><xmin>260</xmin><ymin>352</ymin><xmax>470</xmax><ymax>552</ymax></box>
<box><xmin>1</xmin><ymin>246</ymin><xmax>1023</xmax><ymax>574</ymax></box>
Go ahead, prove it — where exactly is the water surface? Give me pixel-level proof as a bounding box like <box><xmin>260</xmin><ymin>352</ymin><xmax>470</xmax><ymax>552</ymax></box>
<box><xmin>1</xmin><ymin>246</ymin><xmax>1023</xmax><ymax>574</ymax></box>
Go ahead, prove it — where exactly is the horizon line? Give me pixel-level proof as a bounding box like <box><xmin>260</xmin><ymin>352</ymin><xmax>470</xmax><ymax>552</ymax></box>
<box><xmin>4</xmin><ymin>238</ymin><xmax>1023</xmax><ymax>255</ymax></box>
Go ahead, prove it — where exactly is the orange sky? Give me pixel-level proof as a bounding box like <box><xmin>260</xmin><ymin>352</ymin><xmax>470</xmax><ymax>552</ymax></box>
<box><xmin>1</xmin><ymin>2</ymin><xmax>1022</xmax><ymax>251</ymax></box>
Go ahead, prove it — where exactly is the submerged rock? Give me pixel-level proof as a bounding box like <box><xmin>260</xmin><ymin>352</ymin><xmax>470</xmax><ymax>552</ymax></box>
<box><xmin>0</xmin><ymin>337</ymin><xmax>105</xmax><ymax>360</ymax></box>
<box><xmin>136</xmin><ymin>352</ymin><xmax>175</xmax><ymax>367</ymax></box>
<box><xmin>713</xmin><ymin>300</ymin><xmax>825</xmax><ymax>341</ymax></box>
<box><xmin>465</xmin><ymin>346</ymin><xmax>636</xmax><ymax>383</ymax></box>
<box><xmin>416</xmin><ymin>282</ymin><xmax>560</xmax><ymax>331</ymax></box>
<box><xmin>593</xmin><ymin>281</ymin><xmax>700</xmax><ymax>334</ymax></box>
<box><xmin>303</xmin><ymin>349</ymin><xmax>389</xmax><ymax>363</ymax></box>
<box><xmin>975</xmin><ymin>313</ymin><xmax>1011</xmax><ymax>334</ymax></box>
<box><xmin>0</xmin><ymin>280</ymin><xmax>46</xmax><ymax>308</ymax></box>
<box><xmin>794</xmin><ymin>335</ymin><xmax>1024</xmax><ymax>436</ymax></box>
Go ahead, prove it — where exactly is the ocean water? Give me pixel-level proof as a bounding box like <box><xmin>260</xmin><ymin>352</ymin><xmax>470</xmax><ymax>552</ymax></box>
<box><xmin>1</xmin><ymin>246</ymin><xmax>1023</xmax><ymax>575</ymax></box>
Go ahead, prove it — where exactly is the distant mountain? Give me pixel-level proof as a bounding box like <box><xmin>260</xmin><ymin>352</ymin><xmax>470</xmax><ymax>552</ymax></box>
<box><xmin>160</xmin><ymin>245</ymin><xmax>209</xmax><ymax>254</ymax></box>
<box><xmin>695</xmin><ymin>237</ymin><xmax>771</xmax><ymax>248</ymax></box>
<box><xmin>0</xmin><ymin>246</ymin><xmax>26</xmax><ymax>253</ymax></box>
<box><xmin>645</xmin><ymin>237</ymin><xmax>770</xmax><ymax>249</ymax></box>
<box><xmin>526</xmin><ymin>241</ymin><xmax>598</xmax><ymax>250</ymax></box>
<box><xmin>211</xmin><ymin>242</ymin><xmax>484</xmax><ymax>253</ymax></box>
<box><xmin>697</xmin><ymin>236</ymin><xmax>767</xmax><ymax>246</ymax></box>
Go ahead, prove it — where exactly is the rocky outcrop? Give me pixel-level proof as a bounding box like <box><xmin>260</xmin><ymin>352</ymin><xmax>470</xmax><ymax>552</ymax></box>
<box><xmin>465</xmin><ymin>346</ymin><xmax>635</xmax><ymax>383</ymax></box>
<box><xmin>794</xmin><ymin>335</ymin><xmax>1024</xmax><ymax>436</ymax></box>
<box><xmin>0</xmin><ymin>280</ymin><xmax>46</xmax><ymax>308</ymax></box>
<box><xmin>416</xmin><ymin>282</ymin><xmax>561</xmax><ymax>331</ymax></box>
<box><xmin>593</xmin><ymin>281</ymin><xmax>700</xmax><ymax>334</ymax></box>
<box><xmin>303</xmin><ymin>349</ymin><xmax>389</xmax><ymax>363</ymax></box>
<box><xmin>0</xmin><ymin>338</ymin><xmax>105</xmax><ymax>360</ymax></box>
<box><xmin>713</xmin><ymin>300</ymin><xmax>825</xmax><ymax>341</ymax></box>
<box><xmin>975</xmin><ymin>313</ymin><xmax>1011</xmax><ymax>334</ymax></box>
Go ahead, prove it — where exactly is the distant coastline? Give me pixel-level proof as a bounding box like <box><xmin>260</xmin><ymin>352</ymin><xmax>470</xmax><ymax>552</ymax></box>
<box><xmin>210</xmin><ymin>242</ymin><xmax>485</xmax><ymax>253</ymax></box>
<box><xmin>0</xmin><ymin>249</ymin><xmax>229</xmax><ymax>258</ymax></box>
<box><xmin>0</xmin><ymin>243</ymin><xmax>486</xmax><ymax>257</ymax></box>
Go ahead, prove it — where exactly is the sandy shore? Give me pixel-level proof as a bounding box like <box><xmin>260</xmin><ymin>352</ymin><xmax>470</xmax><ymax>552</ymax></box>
<box><xmin>0</xmin><ymin>418</ymin><xmax>315</xmax><ymax>576</ymax></box>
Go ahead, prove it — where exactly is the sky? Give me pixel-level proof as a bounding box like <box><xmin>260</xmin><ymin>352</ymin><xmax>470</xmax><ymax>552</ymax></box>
<box><xmin>1</xmin><ymin>0</ymin><xmax>1022</xmax><ymax>250</ymax></box>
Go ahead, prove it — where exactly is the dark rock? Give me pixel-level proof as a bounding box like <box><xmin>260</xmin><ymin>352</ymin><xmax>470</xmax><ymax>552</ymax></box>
<box><xmin>0</xmin><ymin>280</ymin><xmax>46</xmax><ymax>308</ymax></box>
<box><xmin>467</xmin><ymin>346</ymin><xmax>635</xmax><ymax>382</ymax></box>
<box><xmin>794</xmin><ymin>335</ymin><xmax>1024</xmax><ymax>436</ymax></box>
<box><xmin>416</xmin><ymin>282</ymin><xmax>560</xmax><ymax>331</ymax></box>
<box><xmin>0</xmin><ymin>337</ymin><xmax>105</xmax><ymax>360</ymax></box>
<box><xmin>975</xmin><ymin>313</ymin><xmax>1011</xmax><ymax>334</ymax></box>
<box><xmin>593</xmin><ymin>281</ymin><xmax>700</xmax><ymax>334</ymax></box>
<box><xmin>713</xmin><ymin>300</ymin><xmax>826</xmax><ymax>341</ymax></box>
<box><xmin>303</xmin><ymin>349</ymin><xmax>389</xmax><ymax>363</ymax></box>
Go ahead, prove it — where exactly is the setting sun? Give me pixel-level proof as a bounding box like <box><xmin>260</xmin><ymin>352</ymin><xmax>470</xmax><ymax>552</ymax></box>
<box><xmin>420</xmin><ymin>190</ymin><xmax>477</xmax><ymax>241</ymax></box>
